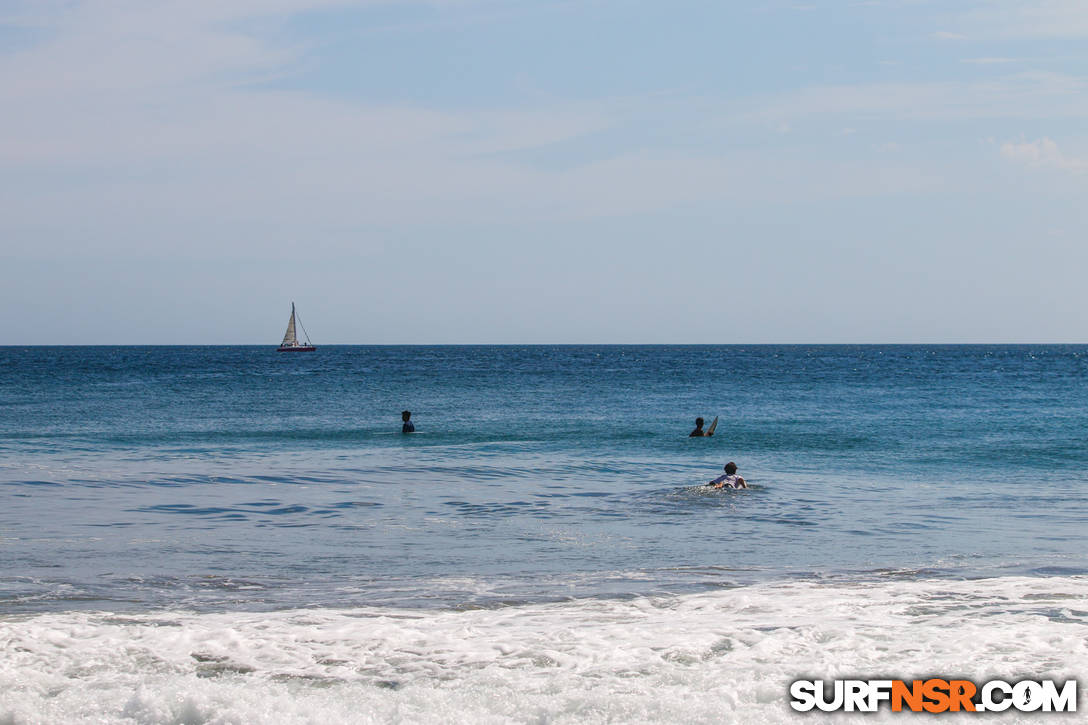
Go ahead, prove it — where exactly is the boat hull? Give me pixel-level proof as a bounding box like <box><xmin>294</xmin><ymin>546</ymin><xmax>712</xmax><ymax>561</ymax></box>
<box><xmin>277</xmin><ymin>345</ymin><xmax>316</xmax><ymax>352</ymax></box>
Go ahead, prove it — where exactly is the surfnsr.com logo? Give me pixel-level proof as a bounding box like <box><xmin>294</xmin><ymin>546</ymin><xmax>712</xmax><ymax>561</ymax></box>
<box><xmin>790</xmin><ymin>679</ymin><xmax>1077</xmax><ymax>713</ymax></box>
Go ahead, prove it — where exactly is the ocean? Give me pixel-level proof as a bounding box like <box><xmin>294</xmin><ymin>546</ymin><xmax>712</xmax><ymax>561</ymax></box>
<box><xmin>2</xmin><ymin>345</ymin><xmax>1086</xmax><ymax>723</ymax></box>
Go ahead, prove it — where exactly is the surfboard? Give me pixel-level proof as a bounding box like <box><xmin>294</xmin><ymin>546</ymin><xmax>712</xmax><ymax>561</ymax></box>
<box><xmin>706</xmin><ymin>416</ymin><xmax>718</xmax><ymax>436</ymax></box>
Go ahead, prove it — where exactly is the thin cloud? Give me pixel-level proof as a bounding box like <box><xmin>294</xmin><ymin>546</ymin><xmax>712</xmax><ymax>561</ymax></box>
<box><xmin>1000</xmin><ymin>137</ymin><xmax>1088</xmax><ymax>173</ymax></box>
<box><xmin>739</xmin><ymin>73</ymin><xmax>1088</xmax><ymax>123</ymax></box>
<box><xmin>932</xmin><ymin>31</ymin><xmax>967</xmax><ymax>40</ymax></box>
<box><xmin>1</xmin><ymin>0</ymin><xmax>1085</xmax><ymax>246</ymax></box>
<box><xmin>961</xmin><ymin>57</ymin><xmax>1018</xmax><ymax>64</ymax></box>
<box><xmin>958</xmin><ymin>0</ymin><xmax>1088</xmax><ymax>39</ymax></box>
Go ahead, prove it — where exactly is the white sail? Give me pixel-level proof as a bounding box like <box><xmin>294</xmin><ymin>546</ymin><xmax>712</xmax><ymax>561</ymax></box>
<box><xmin>281</xmin><ymin>304</ymin><xmax>298</xmax><ymax>346</ymax></box>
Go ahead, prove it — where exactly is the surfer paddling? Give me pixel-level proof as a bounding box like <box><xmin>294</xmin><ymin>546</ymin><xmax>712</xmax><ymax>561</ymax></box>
<box><xmin>707</xmin><ymin>462</ymin><xmax>748</xmax><ymax>489</ymax></box>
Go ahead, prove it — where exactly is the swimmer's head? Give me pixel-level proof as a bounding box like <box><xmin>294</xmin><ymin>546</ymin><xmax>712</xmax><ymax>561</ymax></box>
<box><xmin>401</xmin><ymin>410</ymin><xmax>411</xmax><ymax>422</ymax></box>
<box><xmin>724</xmin><ymin>462</ymin><xmax>737</xmax><ymax>475</ymax></box>
<box><xmin>694</xmin><ymin>417</ymin><xmax>704</xmax><ymax>428</ymax></box>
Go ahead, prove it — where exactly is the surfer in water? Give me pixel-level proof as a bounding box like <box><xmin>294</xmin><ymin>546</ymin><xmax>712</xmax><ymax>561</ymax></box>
<box><xmin>689</xmin><ymin>416</ymin><xmax>717</xmax><ymax>437</ymax></box>
<box><xmin>707</xmin><ymin>462</ymin><xmax>747</xmax><ymax>489</ymax></box>
<box><xmin>401</xmin><ymin>410</ymin><xmax>415</xmax><ymax>434</ymax></box>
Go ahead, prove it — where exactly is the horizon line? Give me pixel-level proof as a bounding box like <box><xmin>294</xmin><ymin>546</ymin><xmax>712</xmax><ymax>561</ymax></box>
<box><xmin>2</xmin><ymin>342</ymin><xmax>1086</xmax><ymax>347</ymax></box>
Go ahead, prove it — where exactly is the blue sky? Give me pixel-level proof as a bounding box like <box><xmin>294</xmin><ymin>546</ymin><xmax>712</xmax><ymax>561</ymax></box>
<box><xmin>1</xmin><ymin>0</ymin><xmax>1086</xmax><ymax>343</ymax></box>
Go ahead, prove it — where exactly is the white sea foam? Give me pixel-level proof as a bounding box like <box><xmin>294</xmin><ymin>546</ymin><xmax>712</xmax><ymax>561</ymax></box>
<box><xmin>2</xmin><ymin>576</ymin><xmax>1086</xmax><ymax>724</ymax></box>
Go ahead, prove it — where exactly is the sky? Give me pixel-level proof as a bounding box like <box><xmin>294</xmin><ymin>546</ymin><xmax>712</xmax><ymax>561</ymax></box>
<box><xmin>1</xmin><ymin>0</ymin><xmax>1087</xmax><ymax>344</ymax></box>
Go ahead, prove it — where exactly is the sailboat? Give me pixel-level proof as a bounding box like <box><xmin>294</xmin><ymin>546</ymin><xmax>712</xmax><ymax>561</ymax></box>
<box><xmin>277</xmin><ymin>302</ymin><xmax>316</xmax><ymax>352</ymax></box>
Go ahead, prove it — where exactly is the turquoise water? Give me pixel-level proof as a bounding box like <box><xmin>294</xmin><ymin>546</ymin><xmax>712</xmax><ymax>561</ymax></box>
<box><xmin>3</xmin><ymin>345</ymin><xmax>1086</xmax><ymax>612</ymax></box>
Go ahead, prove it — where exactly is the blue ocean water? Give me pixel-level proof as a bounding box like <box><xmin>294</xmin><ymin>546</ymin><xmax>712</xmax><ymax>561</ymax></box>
<box><xmin>3</xmin><ymin>345</ymin><xmax>1086</xmax><ymax>614</ymax></box>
